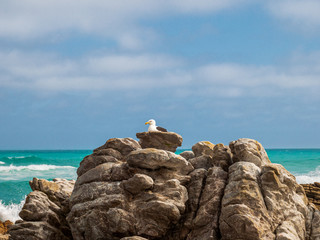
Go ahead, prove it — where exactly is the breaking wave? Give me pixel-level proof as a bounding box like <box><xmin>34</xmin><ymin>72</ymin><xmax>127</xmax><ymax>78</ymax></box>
<box><xmin>0</xmin><ymin>198</ymin><xmax>25</xmax><ymax>222</ymax></box>
<box><xmin>295</xmin><ymin>166</ymin><xmax>320</xmax><ymax>184</ymax></box>
<box><xmin>0</xmin><ymin>164</ymin><xmax>75</xmax><ymax>172</ymax></box>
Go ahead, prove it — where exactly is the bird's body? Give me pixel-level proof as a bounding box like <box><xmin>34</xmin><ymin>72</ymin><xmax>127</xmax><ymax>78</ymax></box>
<box><xmin>145</xmin><ymin>119</ymin><xmax>167</xmax><ymax>132</ymax></box>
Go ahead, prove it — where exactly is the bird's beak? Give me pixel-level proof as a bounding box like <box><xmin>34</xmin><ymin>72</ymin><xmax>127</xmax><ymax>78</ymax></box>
<box><xmin>145</xmin><ymin>121</ymin><xmax>149</xmax><ymax>125</ymax></box>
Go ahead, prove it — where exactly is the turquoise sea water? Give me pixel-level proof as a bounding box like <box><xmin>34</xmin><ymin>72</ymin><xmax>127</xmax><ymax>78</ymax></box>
<box><xmin>0</xmin><ymin>149</ymin><xmax>319</xmax><ymax>222</ymax></box>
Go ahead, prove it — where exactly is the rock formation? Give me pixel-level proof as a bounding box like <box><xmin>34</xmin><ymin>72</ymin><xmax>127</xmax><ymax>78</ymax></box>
<box><xmin>8</xmin><ymin>178</ymin><xmax>75</xmax><ymax>240</ymax></box>
<box><xmin>7</xmin><ymin>133</ymin><xmax>320</xmax><ymax>240</ymax></box>
<box><xmin>302</xmin><ymin>183</ymin><xmax>320</xmax><ymax>210</ymax></box>
<box><xmin>0</xmin><ymin>220</ymin><xmax>12</xmax><ymax>240</ymax></box>
<box><xmin>136</xmin><ymin>131</ymin><xmax>183</xmax><ymax>152</ymax></box>
<box><xmin>67</xmin><ymin>137</ymin><xmax>193</xmax><ymax>239</ymax></box>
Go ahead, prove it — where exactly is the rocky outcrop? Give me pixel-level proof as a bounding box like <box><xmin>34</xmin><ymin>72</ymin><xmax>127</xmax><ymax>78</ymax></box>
<box><xmin>192</xmin><ymin>141</ymin><xmax>215</xmax><ymax>157</ymax></box>
<box><xmin>0</xmin><ymin>220</ymin><xmax>12</xmax><ymax>240</ymax></box>
<box><xmin>94</xmin><ymin>138</ymin><xmax>141</xmax><ymax>156</ymax></box>
<box><xmin>179</xmin><ymin>150</ymin><xmax>195</xmax><ymax>160</ymax></box>
<box><xmin>67</xmin><ymin>139</ymin><xmax>193</xmax><ymax>239</ymax></box>
<box><xmin>219</xmin><ymin>139</ymin><xmax>318</xmax><ymax>240</ymax></box>
<box><xmin>136</xmin><ymin>131</ymin><xmax>183</xmax><ymax>152</ymax></box>
<box><xmin>8</xmin><ymin>178</ymin><xmax>75</xmax><ymax>240</ymax></box>
<box><xmin>229</xmin><ymin>138</ymin><xmax>270</xmax><ymax>167</ymax></box>
<box><xmin>187</xmin><ymin>142</ymin><xmax>232</xmax><ymax>172</ymax></box>
<box><xmin>302</xmin><ymin>183</ymin><xmax>320</xmax><ymax>210</ymax></box>
<box><xmin>9</xmin><ymin>136</ymin><xmax>320</xmax><ymax>240</ymax></box>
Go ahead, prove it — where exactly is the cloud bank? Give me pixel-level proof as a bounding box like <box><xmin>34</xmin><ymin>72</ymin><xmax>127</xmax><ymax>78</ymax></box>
<box><xmin>0</xmin><ymin>50</ymin><xmax>319</xmax><ymax>100</ymax></box>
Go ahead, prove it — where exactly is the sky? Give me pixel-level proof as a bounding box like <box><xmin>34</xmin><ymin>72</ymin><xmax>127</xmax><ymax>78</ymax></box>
<box><xmin>0</xmin><ymin>0</ymin><xmax>320</xmax><ymax>149</ymax></box>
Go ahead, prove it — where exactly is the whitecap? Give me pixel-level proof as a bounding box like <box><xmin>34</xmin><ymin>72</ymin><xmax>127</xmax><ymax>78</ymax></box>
<box><xmin>0</xmin><ymin>164</ymin><xmax>75</xmax><ymax>172</ymax></box>
<box><xmin>295</xmin><ymin>166</ymin><xmax>320</xmax><ymax>184</ymax></box>
<box><xmin>7</xmin><ymin>156</ymin><xmax>33</xmax><ymax>160</ymax></box>
<box><xmin>0</xmin><ymin>161</ymin><xmax>4</xmax><ymax>164</ymax></box>
<box><xmin>0</xmin><ymin>198</ymin><xmax>25</xmax><ymax>222</ymax></box>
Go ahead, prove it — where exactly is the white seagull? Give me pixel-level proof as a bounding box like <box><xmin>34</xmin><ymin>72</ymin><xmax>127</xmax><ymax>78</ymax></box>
<box><xmin>145</xmin><ymin>119</ymin><xmax>167</xmax><ymax>132</ymax></box>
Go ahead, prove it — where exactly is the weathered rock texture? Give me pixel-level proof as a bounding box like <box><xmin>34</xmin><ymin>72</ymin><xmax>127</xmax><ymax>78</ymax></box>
<box><xmin>192</xmin><ymin>141</ymin><xmax>215</xmax><ymax>157</ymax></box>
<box><xmin>302</xmin><ymin>183</ymin><xmax>320</xmax><ymax>210</ymax></box>
<box><xmin>136</xmin><ymin>131</ymin><xmax>183</xmax><ymax>152</ymax></box>
<box><xmin>219</xmin><ymin>139</ymin><xmax>318</xmax><ymax>240</ymax></box>
<box><xmin>8</xmin><ymin>178</ymin><xmax>75</xmax><ymax>240</ymax></box>
<box><xmin>9</xmin><ymin>136</ymin><xmax>320</xmax><ymax>240</ymax></box>
<box><xmin>0</xmin><ymin>220</ymin><xmax>12</xmax><ymax>240</ymax></box>
<box><xmin>67</xmin><ymin>141</ymin><xmax>193</xmax><ymax>239</ymax></box>
<box><xmin>94</xmin><ymin>138</ymin><xmax>141</xmax><ymax>157</ymax></box>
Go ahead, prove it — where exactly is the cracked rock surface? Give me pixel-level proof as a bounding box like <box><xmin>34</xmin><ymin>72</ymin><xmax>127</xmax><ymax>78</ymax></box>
<box><xmin>9</xmin><ymin>135</ymin><xmax>320</xmax><ymax>240</ymax></box>
<box><xmin>8</xmin><ymin>178</ymin><xmax>75</xmax><ymax>240</ymax></box>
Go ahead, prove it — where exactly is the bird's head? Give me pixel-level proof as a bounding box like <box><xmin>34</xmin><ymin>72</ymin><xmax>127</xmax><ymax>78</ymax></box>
<box><xmin>145</xmin><ymin>119</ymin><xmax>156</xmax><ymax>126</ymax></box>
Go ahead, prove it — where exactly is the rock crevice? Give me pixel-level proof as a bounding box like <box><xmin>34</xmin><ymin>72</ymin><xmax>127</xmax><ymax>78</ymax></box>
<box><xmin>7</xmin><ymin>134</ymin><xmax>320</xmax><ymax>240</ymax></box>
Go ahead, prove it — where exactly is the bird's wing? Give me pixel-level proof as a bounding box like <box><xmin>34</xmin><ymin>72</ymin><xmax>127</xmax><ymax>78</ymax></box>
<box><xmin>156</xmin><ymin>126</ymin><xmax>168</xmax><ymax>132</ymax></box>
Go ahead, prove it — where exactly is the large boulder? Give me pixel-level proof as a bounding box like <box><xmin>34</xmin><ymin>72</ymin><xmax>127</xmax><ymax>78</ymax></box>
<box><xmin>188</xmin><ymin>155</ymin><xmax>212</xmax><ymax>170</ymax></box>
<box><xmin>229</xmin><ymin>138</ymin><xmax>270</xmax><ymax>167</ymax></box>
<box><xmin>126</xmin><ymin>148</ymin><xmax>193</xmax><ymax>175</ymax></box>
<box><xmin>9</xmin><ymin>178</ymin><xmax>75</xmax><ymax>240</ymax></box>
<box><xmin>29</xmin><ymin>178</ymin><xmax>75</xmax><ymax>210</ymax></box>
<box><xmin>220</xmin><ymin>162</ymin><xmax>276</xmax><ymax>240</ymax></box>
<box><xmin>94</xmin><ymin>138</ymin><xmax>141</xmax><ymax>156</ymax></box>
<box><xmin>220</xmin><ymin>160</ymin><xmax>313</xmax><ymax>240</ymax></box>
<box><xmin>67</xmin><ymin>144</ymin><xmax>190</xmax><ymax>240</ymax></box>
<box><xmin>192</xmin><ymin>141</ymin><xmax>215</xmax><ymax>157</ymax></box>
<box><xmin>136</xmin><ymin>131</ymin><xmax>183</xmax><ymax>152</ymax></box>
<box><xmin>121</xmin><ymin>174</ymin><xmax>154</xmax><ymax>195</ymax></box>
<box><xmin>211</xmin><ymin>143</ymin><xmax>232</xmax><ymax>171</ymax></box>
<box><xmin>77</xmin><ymin>155</ymin><xmax>121</xmax><ymax>177</ymax></box>
<box><xmin>188</xmin><ymin>143</ymin><xmax>232</xmax><ymax>171</ymax></box>
<box><xmin>179</xmin><ymin>150</ymin><xmax>195</xmax><ymax>160</ymax></box>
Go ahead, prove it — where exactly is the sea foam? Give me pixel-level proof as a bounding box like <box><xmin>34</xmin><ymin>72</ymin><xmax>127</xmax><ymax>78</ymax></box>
<box><xmin>7</xmin><ymin>156</ymin><xmax>31</xmax><ymax>159</ymax></box>
<box><xmin>0</xmin><ymin>164</ymin><xmax>75</xmax><ymax>172</ymax></box>
<box><xmin>295</xmin><ymin>166</ymin><xmax>320</xmax><ymax>184</ymax></box>
<box><xmin>0</xmin><ymin>198</ymin><xmax>25</xmax><ymax>222</ymax></box>
<box><xmin>0</xmin><ymin>161</ymin><xmax>4</xmax><ymax>164</ymax></box>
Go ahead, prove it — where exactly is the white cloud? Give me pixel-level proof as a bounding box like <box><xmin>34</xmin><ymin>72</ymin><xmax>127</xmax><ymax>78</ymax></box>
<box><xmin>0</xmin><ymin>50</ymin><xmax>319</xmax><ymax>98</ymax></box>
<box><xmin>87</xmin><ymin>54</ymin><xmax>181</xmax><ymax>74</ymax></box>
<box><xmin>0</xmin><ymin>50</ymin><xmax>185</xmax><ymax>91</ymax></box>
<box><xmin>195</xmin><ymin>61</ymin><xmax>320</xmax><ymax>97</ymax></box>
<box><xmin>0</xmin><ymin>0</ymin><xmax>250</xmax><ymax>49</ymax></box>
<box><xmin>266</xmin><ymin>0</ymin><xmax>320</xmax><ymax>30</ymax></box>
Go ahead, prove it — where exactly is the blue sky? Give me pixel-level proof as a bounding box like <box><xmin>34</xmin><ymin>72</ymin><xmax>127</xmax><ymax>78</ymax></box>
<box><xmin>0</xmin><ymin>0</ymin><xmax>320</xmax><ymax>149</ymax></box>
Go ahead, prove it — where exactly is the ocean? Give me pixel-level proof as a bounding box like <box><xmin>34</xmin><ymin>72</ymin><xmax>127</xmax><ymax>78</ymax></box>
<box><xmin>0</xmin><ymin>149</ymin><xmax>319</xmax><ymax>222</ymax></box>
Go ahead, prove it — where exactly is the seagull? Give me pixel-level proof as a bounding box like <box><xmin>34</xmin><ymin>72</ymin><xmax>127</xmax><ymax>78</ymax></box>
<box><xmin>145</xmin><ymin>119</ymin><xmax>168</xmax><ymax>132</ymax></box>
